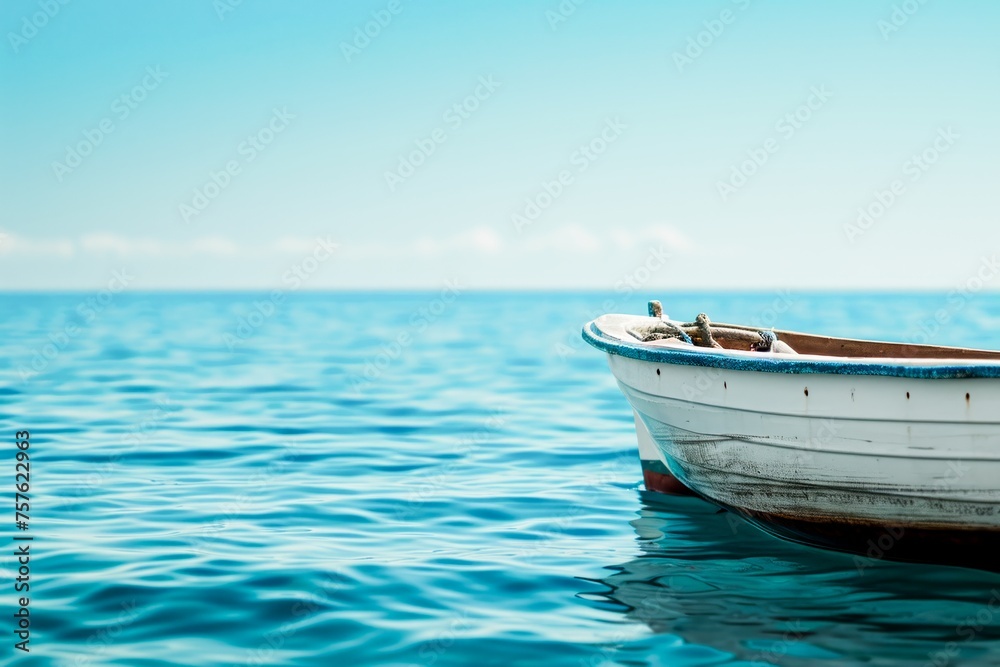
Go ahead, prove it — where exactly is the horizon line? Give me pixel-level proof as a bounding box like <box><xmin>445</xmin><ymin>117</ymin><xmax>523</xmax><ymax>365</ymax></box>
<box><xmin>0</xmin><ymin>287</ymin><xmax>995</xmax><ymax>295</ymax></box>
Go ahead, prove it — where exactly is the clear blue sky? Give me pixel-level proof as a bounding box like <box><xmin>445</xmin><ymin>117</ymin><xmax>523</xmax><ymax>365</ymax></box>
<box><xmin>1</xmin><ymin>0</ymin><xmax>998</xmax><ymax>290</ymax></box>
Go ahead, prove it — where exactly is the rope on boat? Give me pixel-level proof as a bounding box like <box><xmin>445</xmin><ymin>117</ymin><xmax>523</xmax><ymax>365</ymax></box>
<box><xmin>628</xmin><ymin>302</ymin><xmax>797</xmax><ymax>354</ymax></box>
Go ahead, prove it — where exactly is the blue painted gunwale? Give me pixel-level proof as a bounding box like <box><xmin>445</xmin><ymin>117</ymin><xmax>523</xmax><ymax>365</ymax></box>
<box><xmin>582</xmin><ymin>320</ymin><xmax>1000</xmax><ymax>380</ymax></box>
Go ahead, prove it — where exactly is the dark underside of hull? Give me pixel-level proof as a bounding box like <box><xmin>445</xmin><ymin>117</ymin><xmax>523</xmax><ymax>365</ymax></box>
<box><xmin>736</xmin><ymin>508</ymin><xmax>1000</xmax><ymax>572</ymax></box>
<box><xmin>639</xmin><ymin>461</ymin><xmax>1000</xmax><ymax>571</ymax></box>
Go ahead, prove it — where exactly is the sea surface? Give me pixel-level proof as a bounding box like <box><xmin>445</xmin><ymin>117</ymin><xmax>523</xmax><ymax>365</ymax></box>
<box><xmin>3</xmin><ymin>291</ymin><xmax>1000</xmax><ymax>666</ymax></box>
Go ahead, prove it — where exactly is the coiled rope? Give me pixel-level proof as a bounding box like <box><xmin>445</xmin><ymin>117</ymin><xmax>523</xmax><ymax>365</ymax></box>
<box><xmin>627</xmin><ymin>301</ymin><xmax>797</xmax><ymax>354</ymax></box>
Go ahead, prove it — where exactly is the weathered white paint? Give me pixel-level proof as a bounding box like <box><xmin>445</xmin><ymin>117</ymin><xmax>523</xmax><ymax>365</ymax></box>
<box><xmin>633</xmin><ymin>410</ymin><xmax>663</xmax><ymax>465</ymax></box>
<box><xmin>598</xmin><ymin>317</ymin><xmax>1000</xmax><ymax>532</ymax></box>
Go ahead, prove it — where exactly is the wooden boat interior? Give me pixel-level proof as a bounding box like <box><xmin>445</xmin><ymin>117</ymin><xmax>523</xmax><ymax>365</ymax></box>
<box><xmin>711</xmin><ymin>321</ymin><xmax>1000</xmax><ymax>360</ymax></box>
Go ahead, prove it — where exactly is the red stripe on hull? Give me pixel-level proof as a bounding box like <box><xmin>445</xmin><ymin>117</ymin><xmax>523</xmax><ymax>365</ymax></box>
<box><xmin>642</xmin><ymin>469</ymin><xmax>694</xmax><ymax>496</ymax></box>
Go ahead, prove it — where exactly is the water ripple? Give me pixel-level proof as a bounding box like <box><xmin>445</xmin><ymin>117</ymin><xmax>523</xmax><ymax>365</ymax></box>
<box><xmin>1</xmin><ymin>293</ymin><xmax>1000</xmax><ymax>665</ymax></box>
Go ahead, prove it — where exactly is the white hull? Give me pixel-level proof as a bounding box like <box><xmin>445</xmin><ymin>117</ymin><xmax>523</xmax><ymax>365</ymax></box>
<box><xmin>586</xmin><ymin>313</ymin><xmax>1000</xmax><ymax>565</ymax></box>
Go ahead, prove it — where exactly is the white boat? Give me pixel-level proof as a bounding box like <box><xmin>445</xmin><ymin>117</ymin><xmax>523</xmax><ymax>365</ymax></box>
<box><xmin>583</xmin><ymin>302</ymin><xmax>1000</xmax><ymax>568</ymax></box>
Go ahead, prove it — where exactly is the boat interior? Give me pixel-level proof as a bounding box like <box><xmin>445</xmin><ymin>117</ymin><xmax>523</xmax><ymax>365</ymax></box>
<box><xmin>716</xmin><ymin>322</ymin><xmax>1000</xmax><ymax>360</ymax></box>
<box><xmin>622</xmin><ymin>302</ymin><xmax>1000</xmax><ymax>360</ymax></box>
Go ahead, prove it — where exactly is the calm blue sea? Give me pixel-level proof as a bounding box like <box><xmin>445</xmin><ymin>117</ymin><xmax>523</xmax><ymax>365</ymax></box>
<box><xmin>3</xmin><ymin>291</ymin><xmax>1000</xmax><ymax>666</ymax></box>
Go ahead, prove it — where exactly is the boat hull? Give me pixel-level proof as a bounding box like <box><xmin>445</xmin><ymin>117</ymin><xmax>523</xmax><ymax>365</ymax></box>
<box><xmin>633</xmin><ymin>411</ymin><xmax>693</xmax><ymax>495</ymax></box>
<box><xmin>605</xmin><ymin>346</ymin><xmax>1000</xmax><ymax>567</ymax></box>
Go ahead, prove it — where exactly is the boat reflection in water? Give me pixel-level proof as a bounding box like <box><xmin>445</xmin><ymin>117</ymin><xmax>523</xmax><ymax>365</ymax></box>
<box><xmin>579</xmin><ymin>492</ymin><xmax>1000</xmax><ymax>667</ymax></box>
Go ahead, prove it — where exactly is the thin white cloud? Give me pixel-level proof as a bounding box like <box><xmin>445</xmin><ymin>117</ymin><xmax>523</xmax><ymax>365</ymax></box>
<box><xmin>0</xmin><ymin>232</ymin><xmax>333</xmax><ymax>259</ymax></box>
<box><xmin>411</xmin><ymin>227</ymin><xmax>506</xmax><ymax>258</ymax></box>
<box><xmin>607</xmin><ymin>225</ymin><xmax>695</xmax><ymax>253</ymax></box>
<box><xmin>464</xmin><ymin>226</ymin><xmax>505</xmax><ymax>254</ymax></box>
<box><xmin>191</xmin><ymin>236</ymin><xmax>240</xmax><ymax>256</ymax></box>
<box><xmin>0</xmin><ymin>231</ymin><xmax>75</xmax><ymax>257</ymax></box>
<box><xmin>0</xmin><ymin>225</ymin><xmax>692</xmax><ymax>263</ymax></box>
<box><xmin>344</xmin><ymin>223</ymin><xmax>693</xmax><ymax>260</ymax></box>
<box><xmin>275</xmin><ymin>236</ymin><xmax>325</xmax><ymax>254</ymax></box>
<box><xmin>519</xmin><ymin>223</ymin><xmax>695</xmax><ymax>255</ymax></box>
<box><xmin>81</xmin><ymin>233</ymin><xmax>165</xmax><ymax>256</ymax></box>
<box><xmin>522</xmin><ymin>223</ymin><xmax>604</xmax><ymax>254</ymax></box>
<box><xmin>646</xmin><ymin>225</ymin><xmax>695</xmax><ymax>252</ymax></box>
